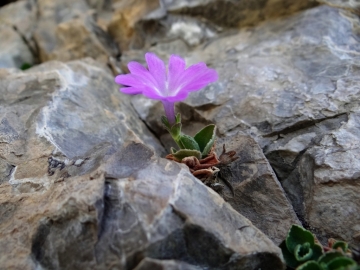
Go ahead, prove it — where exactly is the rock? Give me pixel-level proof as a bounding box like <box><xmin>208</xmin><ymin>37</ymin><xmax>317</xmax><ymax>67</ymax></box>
<box><xmin>0</xmin><ymin>143</ymin><xmax>285</xmax><ymax>269</ymax></box>
<box><xmin>215</xmin><ymin>133</ymin><xmax>301</xmax><ymax>245</ymax></box>
<box><xmin>108</xmin><ymin>0</ymin><xmax>318</xmax><ymax>51</ymax></box>
<box><xmin>0</xmin><ymin>24</ymin><xmax>34</xmax><ymax>68</ymax></box>
<box><xmin>186</xmin><ymin>5</ymin><xmax>360</xmax><ymax>245</ymax></box>
<box><xmin>0</xmin><ymin>158</ymin><xmax>14</xmax><ymax>184</ymax></box>
<box><xmin>130</xmin><ymin>5</ymin><xmax>360</xmax><ymax>245</ymax></box>
<box><xmin>163</xmin><ymin>0</ymin><xmax>318</xmax><ymax>28</ymax></box>
<box><xmin>107</xmin><ymin>0</ymin><xmax>163</xmax><ymax>50</ymax></box>
<box><xmin>34</xmin><ymin>0</ymin><xmax>119</xmax><ymax>63</ymax></box>
<box><xmin>0</xmin><ymin>58</ymin><xmax>163</xmax><ymax>194</ymax></box>
<box><xmin>0</xmin><ymin>0</ymin><xmax>36</xmax><ymax>40</ymax></box>
<box><xmin>0</xmin><ymin>0</ymin><xmax>36</xmax><ymax>68</ymax></box>
<box><xmin>134</xmin><ymin>258</ymin><xmax>202</xmax><ymax>270</ymax></box>
<box><xmin>317</xmin><ymin>0</ymin><xmax>360</xmax><ymax>12</ymax></box>
<box><xmin>282</xmin><ymin>111</ymin><xmax>360</xmax><ymax>244</ymax></box>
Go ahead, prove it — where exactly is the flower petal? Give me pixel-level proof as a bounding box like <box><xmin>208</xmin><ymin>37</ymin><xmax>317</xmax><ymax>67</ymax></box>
<box><xmin>142</xmin><ymin>89</ymin><xmax>165</xmax><ymax>100</ymax></box>
<box><xmin>165</xmin><ymin>91</ymin><xmax>189</xmax><ymax>102</ymax></box>
<box><xmin>115</xmin><ymin>74</ymin><xmax>144</xmax><ymax>88</ymax></box>
<box><xmin>168</xmin><ymin>54</ymin><xmax>186</xmax><ymax>94</ymax></box>
<box><xmin>127</xmin><ymin>62</ymin><xmax>158</xmax><ymax>86</ymax></box>
<box><xmin>145</xmin><ymin>52</ymin><xmax>166</xmax><ymax>95</ymax></box>
<box><xmin>120</xmin><ymin>87</ymin><xmax>143</xmax><ymax>95</ymax></box>
<box><xmin>174</xmin><ymin>63</ymin><xmax>218</xmax><ymax>95</ymax></box>
<box><xmin>123</xmin><ymin>61</ymin><xmax>165</xmax><ymax>97</ymax></box>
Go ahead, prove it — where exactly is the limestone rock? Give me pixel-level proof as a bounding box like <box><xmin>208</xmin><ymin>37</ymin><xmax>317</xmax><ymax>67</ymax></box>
<box><xmin>163</xmin><ymin>0</ymin><xmax>318</xmax><ymax>28</ymax></box>
<box><xmin>0</xmin><ymin>25</ymin><xmax>33</xmax><ymax>69</ymax></box>
<box><xmin>134</xmin><ymin>258</ymin><xmax>202</xmax><ymax>270</ymax></box>
<box><xmin>186</xmin><ymin>6</ymin><xmax>360</xmax><ymax>245</ymax></box>
<box><xmin>0</xmin><ymin>158</ymin><xmax>14</xmax><ymax>184</ymax></box>
<box><xmin>0</xmin><ymin>142</ymin><xmax>285</xmax><ymax>269</ymax></box>
<box><xmin>317</xmin><ymin>0</ymin><xmax>360</xmax><ymax>12</ymax></box>
<box><xmin>215</xmin><ymin>133</ymin><xmax>301</xmax><ymax>245</ymax></box>
<box><xmin>34</xmin><ymin>0</ymin><xmax>119</xmax><ymax>63</ymax></box>
<box><xmin>108</xmin><ymin>0</ymin><xmax>163</xmax><ymax>50</ymax></box>
<box><xmin>0</xmin><ymin>0</ymin><xmax>37</xmax><ymax>40</ymax></box>
<box><xmin>0</xmin><ymin>58</ymin><xmax>163</xmax><ymax>194</ymax></box>
<box><xmin>131</xmin><ymin>5</ymin><xmax>360</xmax><ymax>245</ymax></box>
<box><xmin>0</xmin><ymin>0</ymin><xmax>36</xmax><ymax>68</ymax></box>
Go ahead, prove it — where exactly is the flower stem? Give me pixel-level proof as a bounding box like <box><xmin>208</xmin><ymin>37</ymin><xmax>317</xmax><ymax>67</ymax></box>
<box><xmin>162</xmin><ymin>101</ymin><xmax>176</xmax><ymax>125</ymax></box>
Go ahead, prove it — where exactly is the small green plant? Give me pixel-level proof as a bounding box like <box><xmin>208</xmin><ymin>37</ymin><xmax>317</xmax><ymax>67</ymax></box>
<box><xmin>280</xmin><ymin>225</ymin><xmax>323</xmax><ymax>269</ymax></box>
<box><xmin>280</xmin><ymin>225</ymin><xmax>360</xmax><ymax>270</ymax></box>
<box><xmin>162</xmin><ymin>114</ymin><xmax>216</xmax><ymax>161</ymax></box>
<box><xmin>297</xmin><ymin>251</ymin><xmax>359</xmax><ymax>270</ymax></box>
<box><xmin>20</xmin><ymin>63</ymin><xmax>32</xmax><ymax>70</ymax></box>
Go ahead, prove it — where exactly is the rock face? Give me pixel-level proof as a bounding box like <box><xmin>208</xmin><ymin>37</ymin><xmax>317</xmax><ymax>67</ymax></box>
<box><xmin>0</xmin><ymin>59</ymin><xmax>284</xmax><ymax>269</ymax></box>
<box><xmin>129</xmin><ymin>5</ymin><xmax>360</xmax><ymax>246</ymax></box>
<box><xmin>157</xmin><ymin>5</ymin><xmax>360</xmax><ymax>245</ymax></box>
<box><xmin>34</xmin><ymin>0</ymin><xmax>119</xmax><ymax>63</ymax></box>
<box><xmin>0</xmin><ymin>59</ymin><xmax>163</xmax><ymax>193</ymax></box>
<box><xmin>317</xmin><ymin>0</ymin><xmax>360</xmax><ymax>12</ymax></box>
<box><xmin>162</xmin><ymin>0</ymin><xmax>318</xmax><ymax>28</ymax></box>
<box><xmin>215</xmin><ymin>133</ymin><xmax>300</xmax><ymax>245</ymax></box>
<box><xmin>1</xmin><ymin>0</ymin><xmax>360</xmax><ymax>268</ymax></box>
<box><xmin>0</xmin><ymin>0</ymin><xmax>36</xmax><ymax>68</ymax></box>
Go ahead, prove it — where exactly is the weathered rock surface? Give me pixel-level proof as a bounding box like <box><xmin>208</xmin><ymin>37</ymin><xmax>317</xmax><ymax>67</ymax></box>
<box><xmin>107</xmin><ymin>0</ymin><xmax>318</xmax><ymax>51</ymax></box>
<box><xmin>0</xmin><ymin>59</ymin><xmax>163</xmax><ymax>193</ymax></box>
<box><xmin>2</xmin><ymin>0</ymin><xmax>360</xmax><ymax>267</ymax></box>
<box><xmin>0</xmin><ymin>0</ymin><xmax>36</xmax><ymax>68</ymax></box>
<box><xmin>317</xmin><ymin>0</ymin><xmax>360</xmax><ymax>12</ymax></box>
<box><xmin>186</xmin><ymin>5</ymin><xmax>360</xmax><ymax>245</ymax></box>
<box><xmin>0</xmin><ymin>25</ymin><xmax>32</xmax><ymax>69</ymax></box>
<box><xmin>215</xmin><ymin>133</ymin><xmax>300</xmax><ymax>245</ymax></box>
<box><xmin>131</xmin><ymin>5</ymin><xmax>360</xmax><ymax>245</ymax></box>
<box><xmin>163</xmin><ymin>0</ymin><xmax>318</xmax><ymax>28</ymax></box>
<box><xmin>0</xmin><ymin>142</ymin><xmax>285</xmax><ymax>270</ymax></box>
<box><xmin>34</xmin><ymin>0</ymin><xmax>119</xmax><ymax>63</ymax></box>
<box><xmin>0</xmin><ymin>58</ymin><xmax>285</xmax><ymax>269</ymax></box>
<box><xmin>0</xmin><ymin>1</ymin><xmax>36</xmax><ymax>68</ymax></box>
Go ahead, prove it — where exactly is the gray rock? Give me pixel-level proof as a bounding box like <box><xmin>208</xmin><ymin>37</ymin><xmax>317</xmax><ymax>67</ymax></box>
<box><xmin>34</xmin><ymin>0</ymin><xmax>119</xmax><ymax>63</ymax></box>
<box><xmin>281</xmin><ymin>111</ymin><xmax>360</xmax><ymax>244</ymax></box>
<box><xmin>0</xmin><ymin>58</ymin><xmax>163</xmax><ymax>194</ymax></box>
<box><xmin>131</xmin><ymin>5</ymin><xmax>360</xmax><ymax>245</ymax></box>
<box><xmin>186</xmin><ymin>6</ymin><xmax>360</xmax><ymax>245</ymax></box>
<box><xmin>134</xmin><ymin>258</ymin><xmax>202</xmax><ymax>270</ymax></box>
<box><xmin>0</xmin><ymin>0</ymin><xmax>36</xmax><ymax>39</ymax></box>
<box><xmin>215</xmin><ymin>133</ymin><xmax>301</xmax><ymax>245</ymax></box>
<box><xmin>0</xmin><ymin>1</ymin><xmax>36</xmax><ymax>69</ymax></box>
<box><xmin>317</xmin><ymin>0</ymin><xmax>360</xmax><ymax>12</ymax></box>
<box><xmin>0</xmin><ymin>24</ymin><xmax>34</xmax><ymax>69</ymax></box>
<box><xmin>163</xmin><ymin>0</ymin><xmax>318</xmax><ymax>28</ymax></box>
<box><xmin>0</xmin><ymin>158</ymin><xmax>13</xmax><ymax>184</ymax></box>
<box><xmin>0</xmin><ymin>143</ymin><xmax>285</xmax><ymax>270</ymax></box>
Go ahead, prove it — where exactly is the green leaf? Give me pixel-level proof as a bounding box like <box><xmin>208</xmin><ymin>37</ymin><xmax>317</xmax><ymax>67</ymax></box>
<box><xmin>172</xmin><ymin>149</ymin><xmax>201</xmax><ymax>161</ymax></box>
<box><xmin>179</xmin><ymin>134</ymin><xmax>201</xmax><ymax>151</ymax></box>
<box><xmin>327</xmin><ymin>257</ymin><xmax>357</xmax><ymax>270</ymax></box>
<box><xmin>175</xmin><ymin>113</ymin><xmax>181</xmax><ymax>124</ymax></box>
<box><xmin>280</xmin><ymin>240</ymin><xmax>301</xmax><ymax>269</ymax></box>
<box><xmin>311</xmin><ymin>244</ymin><xmax>323</xmax><ymax>261</ymax></box>
<box><xmin>170</xmin><ymin>123</ymin><xmax>182</xmax><ymax>140</ymax></box>
<box><xmin>170</xmin><ymin>147</ymin><xmax>177</xmax><ymax>154</ymax></box>
<box><xmin>194</xmin><ymin>124</ymin><xmax>216</xmax><ymax>157</ymax></box>
<box><xmin>20</xmin><ymin>62</ymin><xmax>32</xmax><ymax>70</ymax></box>
<box><xmin>296</xmin><ymin>261</ymin><xmax>322</xmax><ymax>270</ymax></box>
<box><xmin>318</xmin><ymin>252</ymin><xmax>344</xmax><ymax>264</ymax></box>
<box><xmin>161</xmin><ymin>115</ymin><xmax>171</xmax><ymax>131</ymax></box>
<box><xmin>332</xmin><ymin>241</ymin><xmax>348</xmax><ymax>253</ymax></box>
<box><xmin>294</xmin><ymin>243</ymin><xmax>313</xmax><ymax>262</ymax></box>
<box><xmin>286</xmin><ymin>225</ymin><xmax>315</xmax><ymax>254</ymax></box>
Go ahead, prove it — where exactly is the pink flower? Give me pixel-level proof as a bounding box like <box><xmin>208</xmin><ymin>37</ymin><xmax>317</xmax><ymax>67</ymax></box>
<box><xmin>115</xmin><ymin>52</ymin><xmax>218</xmax><ymax>124</ymax></box>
